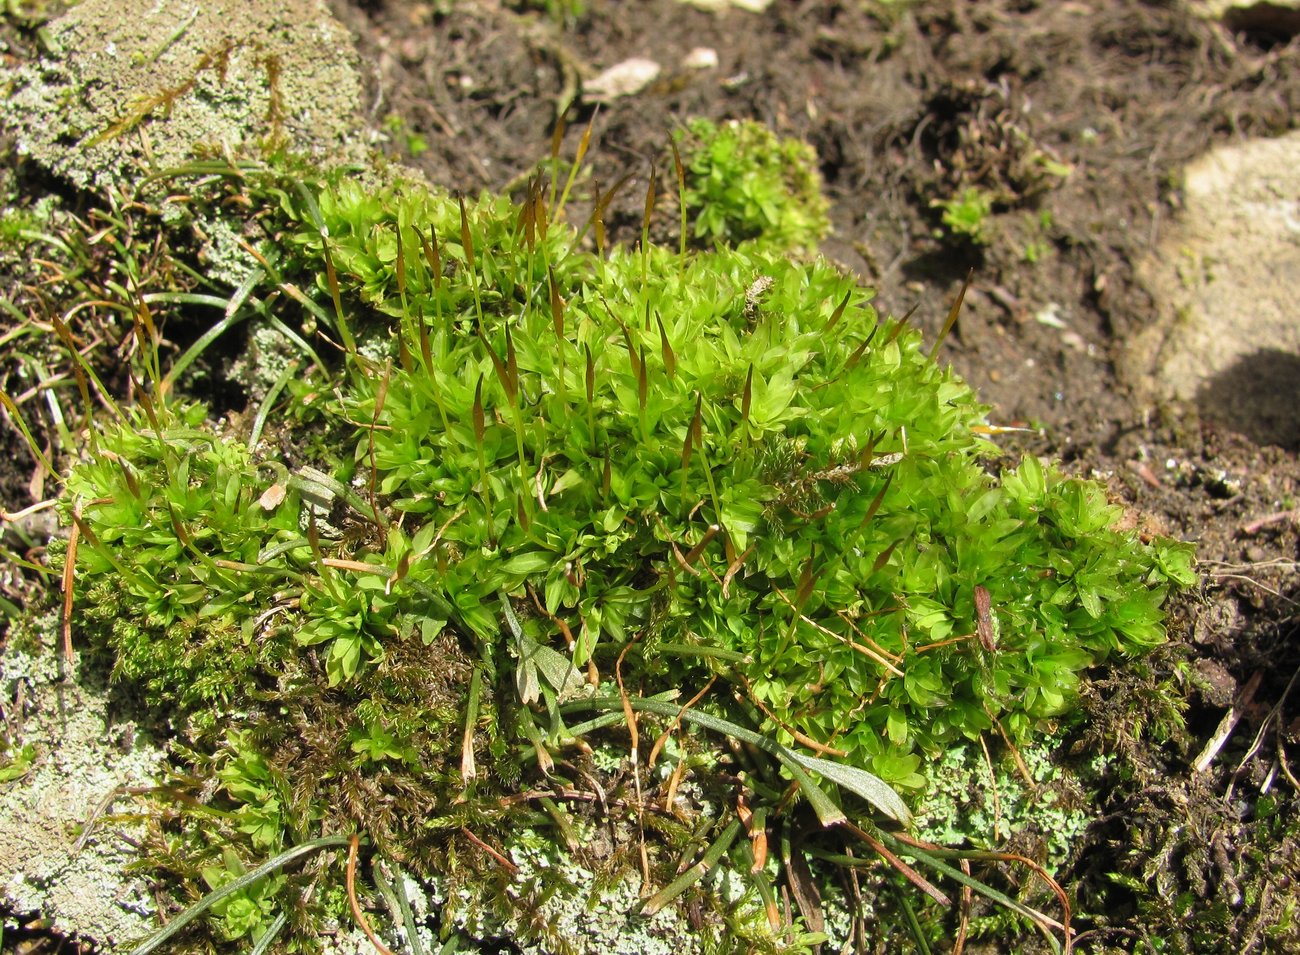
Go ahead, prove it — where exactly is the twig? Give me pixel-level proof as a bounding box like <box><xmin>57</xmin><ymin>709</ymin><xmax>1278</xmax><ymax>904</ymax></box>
<box><xmin>459</xmin><ymin>826</ymin><xmax>517</xmax><ymax>874</ymax></box>
<box><xmin>735</xmin><ymin>672</ymin><xmax>848</xmax><ymax>757</ymax></box>
<box><xmin>0</xmin><ymin>499</ymin><xmax>57</xmax><ymax>523</ymax></box>
<box><xmin>978</xmin><ymin>734</ymin><xmax>1003</xmax><ymax>842</ymax></box>
<box><xmin>953</xmin><ymin>858</ymin><xmax>973</xmax><ymax>955</ymax></box>
<box><xmin>843</xmin><ymin>822</ymin><xmax>951</xmax><ymax>907</ymax></box>
<box><xmin>647</xmin><ymin>676</ymin><xmax>715</xmax><ymax>769</ymax></box>
<box><xmin>527</xmin><ymin>583</ymin><xmax>576</xmax><ymax>648</ymax></box>
<box><xmin>615</xmin><ymin>637</ymin><xmax>650</xmax><ymax>889</ymax></box>
<box><xmin>1240</xmin><ymin>508</ymin><xmax>1300</xmax><ymax>535</ymax></box>
<box><xmin>60</xmin><ymin>500</ymin><xmax>82</xmax><ymax>666</ymax></box>
<box><xmin>75</xmin><ymin>783</ymin><xmax>130</xmax><ymax>852</ymax></box>
<box><xmin>1193</xmin><ymin>671</ymin><xmax>1262</xmax><ymax>774</ymax></box>
<box><xmin>346</xmin><ymin>835</ymin><xmax>397</xmax><ymax>955</ymax></box>
<box><xmin>990</xmin><ymin>713</ymin><xmax>1035</xmax><ymax>787</ymax></box>
<box><xmin>1227</xmin><ymin>664</ymin><xmax>1300</xmax><ymax>801</ymax></box>
<box><xmin>770</xmin><ymin>584</ymin><xmax>904</xmax><ymax>677</ymax></box>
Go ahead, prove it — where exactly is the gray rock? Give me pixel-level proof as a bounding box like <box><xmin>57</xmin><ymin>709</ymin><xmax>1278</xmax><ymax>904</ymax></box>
<box><xmin>2</xmin><ymin>0</ymin><xmax>368</xmax><ymax>191</ymax></box>
<box><xmin>0</xmin><ymin>631</ymin><xmax>166</xmax><ymax>947</ymax></box>
<box><xmin>1129</xmin><ymin>130</ymin><xmax>1300</xmax><ymax>448</ymax></box>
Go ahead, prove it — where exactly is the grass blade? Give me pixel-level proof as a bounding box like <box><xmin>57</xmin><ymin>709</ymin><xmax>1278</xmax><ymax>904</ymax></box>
<box><xmin>248</xmin><ymin>360</ymin><xmax>301</xmax><ymax>452</ymax></box>
<box><xmin>162</xmin><ymin>307</ymin><xmax>253</xmax><ymax>394</ymax></box>
<box><xmin>248</xmin><ymin>912</ymin><xmax>287</xmax><ymax>955</ymax></box>
<box><xmin>128</xmin><ymin>835</ymin><xmax>350</xmax><ymax>955</ymax></box>
<box><xmin>561</xmin><ymin>696</ymin><xmax>911</xmax><ymax>826</ymax></box>
<box><xmin>640</xmin><ymin>819</ymin><xmax>742</xmax><ymax>915</ymax></box>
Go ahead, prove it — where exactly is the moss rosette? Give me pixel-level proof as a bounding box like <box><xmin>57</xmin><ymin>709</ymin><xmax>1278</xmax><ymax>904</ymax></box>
<box><xmin>677</xmin><ymin>117</ymin><xmax>832</xmax><ymax>253</ymax></box>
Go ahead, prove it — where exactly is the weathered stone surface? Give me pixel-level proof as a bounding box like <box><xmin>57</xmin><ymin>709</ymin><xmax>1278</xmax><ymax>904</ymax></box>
<box><xmin>2</xmin><ymin>0</ymin><xmax>367</xmax><ymax>190</ymax></box>
<box><xmin>1190</xmin><ymin>0</ymin><xmax>1300</xmax><ymax>32</ymax></box>
<box><xmin>1130</xmin><ymin>130</ymin><xmax>1300</xmax><ymax>448</ymax></box>
<box><xmin>0</xmin><ymin>634</ymin><xmax>165</xmax><ymax>946</ymax></box>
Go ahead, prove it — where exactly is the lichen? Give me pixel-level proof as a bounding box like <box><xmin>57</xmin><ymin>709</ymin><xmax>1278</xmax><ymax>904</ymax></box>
<box><xmin>913</xmin><ymin>740</ymin><xmax>1092</xmax><ymax>874</ymax></box>
<box><xmin>0</xmin><ymin>613</ymin><xmax>165</xmax><ymax>947</ymax></box>
<box><xmin>1</xmin><ymin>0</ymin><xmax>368</xmax><ymax>191</ymax></box>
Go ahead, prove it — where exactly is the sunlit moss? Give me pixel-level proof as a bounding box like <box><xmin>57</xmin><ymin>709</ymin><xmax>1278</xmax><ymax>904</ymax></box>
<box><xmin>52</xmin><ymin>164</ymin><xmax>1193</xmax><ymax>951</ymax></box>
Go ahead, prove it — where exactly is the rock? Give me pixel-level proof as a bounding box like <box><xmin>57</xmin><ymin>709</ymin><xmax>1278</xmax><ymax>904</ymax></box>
<box><xmin>0</xmin><ymin>630</ymin><xmax>166</xmax><ymax>947</ymax></box>
<box><xmin>583</xmin><ymin>57</ymin><xmax>661</xmax><ymax>103</ymax></box>
<box><xmin>682</xmin><ymin>47</ymin><xmax>720</xmax><ymax>71</ymax></box>
<box><xmin>1129</xmin><ymin>130</ymin><xmax>1300</xmax><ymax>449</ymax></box>
<box><xmin>1190</xmin><ymin>0</ymin><xmax>1300</xmax><ymax>35</ymax></box>
<box><xmin>677</xmin><ymin>0</ymin><xmax>774</xmax><ymax>11</ymax></box>
<box><xmin>2</xmin><ymin>0</ymin><xmax>367</xmax><ymax>191</ymax></box>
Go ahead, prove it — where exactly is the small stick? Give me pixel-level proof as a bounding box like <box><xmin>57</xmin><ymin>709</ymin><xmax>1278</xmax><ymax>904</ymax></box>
<box><xmin>75</xmin><ymin>783</ymin><xmax>128</xmax><ymax>852</ymax></box>
<box><xmin>735</xmin><ymin>672</ymin><xmax>848</xmax><ymax>758</ymax></box>
<box><xmin>843</xmin><ymin>822</ymin><xmax>951</xmax><ymax>907</ymax></box>
<box><xmin>459</xmin><ymin>826</ymin><xmax>517</xmax><ymax>874</ymax></box>
<box><xmin>1227</xmin><ymin>664</ymin><xmax>1300</xmax><ymax>800</ymax></box>
<box><xmin>1190</xmin><ymin>670</ymin><xmax>1263</xmax><ymax>779</ymax></box>
<box><xmin>61</xmin><ymin>501</ymin><xmax>82</xmax><ymax>667</ymax></box>
<box><xmin>978</xmin><ymin>733</ymin><xmax>1003</xmax><ymax>842</ymax></box>
<box><xmin>0</xmin><ymin>499</ymin><xmax>57</xmax><ymax>523</ymax></box>
<box><xmin>1240</xmin><ymin>508</ymin><xmax>1300</xmax><ymax>535</ymax></box>
<box><xmin>615</xmin><ymin>638</ymin><xmax>651</xmax><ymax>890</ymax></box>
<box><xmin>647</xmin><ymin>676</ymin><xmax>715</xmax><ymax>769</ymax></box>
<box><xmin>770</xmin><ymin>584</ymin><xmax>904</xmax><ymax>677</ymax></box>
<box><xmin>1193</xmin><ymin>670</ymin><xmax>1262</xmax><ymax>774</ymax></box>
<box><xmin>953</xmin><ymin>857</ymin><xmax>973</xmax><ymax>955</ymax></box>
<box><xmin>347</xmin><ymin>835</ymin><xmax>398</xmax><ymax>955</ymax></box>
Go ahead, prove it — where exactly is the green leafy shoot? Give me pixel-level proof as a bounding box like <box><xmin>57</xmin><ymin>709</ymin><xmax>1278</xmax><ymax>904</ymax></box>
<box><xmin>675</xmin><ymin>117</ymin><xmax>831</xmax><ymax>253</ymax></box>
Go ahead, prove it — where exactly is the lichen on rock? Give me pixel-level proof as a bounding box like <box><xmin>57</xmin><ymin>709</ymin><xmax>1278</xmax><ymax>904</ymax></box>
<box><xmin>0</xmin><ymin>616</ymin><xmax>166</xmax><ymax>947</ymax></box>
<box><xmin>2</xmin><ymin>0</ymin><xmax>368</xmax><ymax>191</ymax></box>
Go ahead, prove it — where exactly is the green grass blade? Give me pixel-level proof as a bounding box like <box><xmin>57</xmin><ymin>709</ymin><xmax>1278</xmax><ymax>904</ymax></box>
<box><xmin>562</xmin><ymin>695</ymin><xmax>910</xmax><ymax>826</ymax></box>
<box><xmin>248</xmin><ymin>912</ymin><xmax>287</xmax><ymax>955</ymax></box>
<box><xmin>248</xmin><ymin>359</ymin><xmax>300</xmax><ymax>452</ymax></box>
<box><xmin>372</xmin><ymin>860</ymin><xmax>426</xmax><ymax>955</ymax></box>
<box><xmin>890</xmin><ymin>878</ymin><xmax>933</xmax><ymax>955</ymax></box>
<box><xmin>162</xmin><ymin>307</ymin><xmax>253</xmax><ymax>393</ymax></box>
<box><xmin>265</xmin><ymin>314</ymin><xmax>326</xmax><ymax>370</ymax></box>
<box><xmin>640</xmin><ymin>818</ymin><xmax>742</xmax><ymax>916</ymax></box>
<box><xmin>783</xmin><ymin>751</ymin><xmax>911</xmax><ymax>828</ymax></box>
<box><xmin>128</xmin><ymin>834</ymin><xmax>350</xmax><ymax>955</ymax></box>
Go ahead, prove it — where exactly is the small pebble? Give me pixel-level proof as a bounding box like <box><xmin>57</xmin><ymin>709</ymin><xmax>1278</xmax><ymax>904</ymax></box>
<box><xmin>682</xmin><ymin>47</ymin><xmax>719</xmax><ymax>70</ymax></box>
<box><xmin>584</xmin><ymin>58</ymin><xmax>661</xmax><ymax>102</ymax></box>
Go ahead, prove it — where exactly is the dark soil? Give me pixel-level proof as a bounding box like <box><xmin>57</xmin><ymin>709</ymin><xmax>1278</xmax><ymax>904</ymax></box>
<box><xmin>2</xmin><ymin>0</ymin><xmax>1299</xmax><ymax>951</ymax></box>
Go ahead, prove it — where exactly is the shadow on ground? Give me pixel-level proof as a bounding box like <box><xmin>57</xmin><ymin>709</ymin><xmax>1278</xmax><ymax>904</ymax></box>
<box><xmin>1196</xmin><ymin>347</ymin><xmax>1300</xmax><ymax>451</ymax></box>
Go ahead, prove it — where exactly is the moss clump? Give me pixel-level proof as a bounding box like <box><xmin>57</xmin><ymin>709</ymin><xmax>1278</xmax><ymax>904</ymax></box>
<box><xmin>676</xmin><ymin>117</ymin><xmax>831</xmax><ymax>253</ymax></box>
<box><xmin>56</xmin><ymin>164</ymin><xmax>1191</xmax><ymax>950</ymax></box>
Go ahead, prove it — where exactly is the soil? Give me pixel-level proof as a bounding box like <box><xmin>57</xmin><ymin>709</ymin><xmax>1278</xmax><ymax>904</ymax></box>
<box><xmin>2</xmin><ymin>0</ymin><xmax>1300</xmax><ymax>951</ymax></box>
